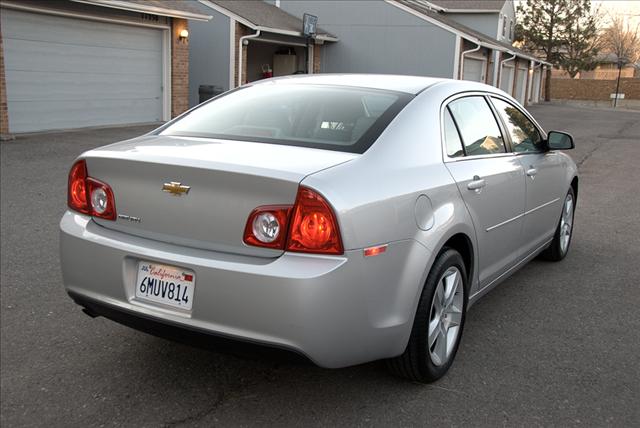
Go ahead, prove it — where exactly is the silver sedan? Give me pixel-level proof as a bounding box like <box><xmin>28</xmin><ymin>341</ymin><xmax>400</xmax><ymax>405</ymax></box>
<box><xmin>60</xmin><ymin>75</ymin><xmax>578</xmax><ymax>382</ymax></box>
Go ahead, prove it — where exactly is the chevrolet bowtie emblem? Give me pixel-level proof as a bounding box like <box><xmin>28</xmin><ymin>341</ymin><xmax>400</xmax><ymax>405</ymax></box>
<box><xmin>162</xmin><ymin>181</ymin><xmax>191</xmax><ymax>196</ymax></box>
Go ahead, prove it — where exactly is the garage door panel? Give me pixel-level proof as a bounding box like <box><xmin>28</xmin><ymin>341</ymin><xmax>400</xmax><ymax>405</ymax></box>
<box><xmin>515</xmin><ymin>66</ymin><xmax>528</xmax><ymax>104</ymax></box>
<box><xmin>1</xmin><ymin>9</ymin><xmax>164</xmax><ymax>132</ymax></box>
<box><xmin>500</xmin><ymin>66</ymin><xmax>514</xmax><ymax>94</ymax></box>
<box><xmin>462</xmin><ymin>58</ymin><xmax>485</xmax><ymax>82</ymax></box>
<box><xmin>5</xmin><ymin>70</ymin><xmax>162</xmax><ymax>102</ymax></box>
<box><xmin>8</xmin><ymin>98</ymin><xmax>162</xmax><ymax>132</ymax></box>
<box><xmin>2</xmin><ymin>9</ymin><xmax>161</xmax><ymax>51</ymax></box>
<box><xmin>4</xmin><ymin>39</ymin><xmax>161</xmax><ymax>75</ymax></box>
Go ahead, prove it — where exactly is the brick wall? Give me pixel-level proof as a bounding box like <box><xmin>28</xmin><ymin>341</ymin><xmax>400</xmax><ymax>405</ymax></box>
<box><xmin>233</xmin><ymin>22</ymin><xmax>254</xmax><ymax>86</ymax></box>
<box><xmin>551</xmin><ymin>78</ymin><xmax>640</xmax><ymax>101</ymax></box>
<box><xmin>0</xmin><ymin>29</ymin><xmax>11</xmax><ymax>138</ymax></box>
<box><xmin>313</xmin><ymin>44</ymin><xmax>322</xmax><ymax>74</ymax></box>
<box><xmin>171</xmin><ymin>18</ymin><xmax>189</xmax><ymax>118</ymax></box>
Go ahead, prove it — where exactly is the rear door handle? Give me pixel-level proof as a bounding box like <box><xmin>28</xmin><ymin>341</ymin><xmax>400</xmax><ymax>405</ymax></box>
<box><xmin>467</xmin><ymin>176</ymin><xmax>486</xmax><ymax>191</ymax></box>
<box><xmin>526</xmin><ymin>167</ymin><xmax>538</xmax><ymax>177</ymax></box>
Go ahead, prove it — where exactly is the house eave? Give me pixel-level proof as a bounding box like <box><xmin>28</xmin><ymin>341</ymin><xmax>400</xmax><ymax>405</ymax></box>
<box><xmin>70</xmin><ymin>0</ymin><xmax>213</xmax><ymax>21</ymax></box>
<box><xmin>387</xmin><ymin>0</ymin><xmax>550</xmax><ymax>66</ymax></box>
<box><xmin>198</xmin><ymin>0</ymin><xmax>338</xmax><ymax>42</ymax></box>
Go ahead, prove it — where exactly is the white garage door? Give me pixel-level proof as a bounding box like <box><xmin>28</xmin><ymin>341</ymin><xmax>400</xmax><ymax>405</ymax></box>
<box><xmin>1</xmin><ymin>9</ymin><xmax>164</xmax><ymax>133</ymax></box>
<box><xmin>515</xmin><ymin>65</ymin><xmax>528</xmax><ymax>105</ymax></box>
<box><xmin>462</xmin><ymin>57</ymin><xmax>485</xmax><ymax>82</ymax></box>
<box><xmin>500</xmin><ymin>65</ymin><xmax>514</xmax><ymax>94</ymax></box>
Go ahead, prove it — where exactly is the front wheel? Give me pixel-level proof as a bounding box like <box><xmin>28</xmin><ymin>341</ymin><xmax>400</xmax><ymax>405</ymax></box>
<box><xmin>540</xmin><ymin>188</ymin><xmax>575</xmax><ymax>261</ymax></box>
<box><xmin>387</xmin><ymin>249</ymin><xmax>467</xmax><ymax>383</ymax></box>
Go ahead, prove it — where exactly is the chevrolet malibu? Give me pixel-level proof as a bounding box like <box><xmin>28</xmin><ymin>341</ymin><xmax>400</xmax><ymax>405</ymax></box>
<box><xmin>60</xmin><ymin>75</ymin><xmax>578</xmax><ymax>382</ymax></box>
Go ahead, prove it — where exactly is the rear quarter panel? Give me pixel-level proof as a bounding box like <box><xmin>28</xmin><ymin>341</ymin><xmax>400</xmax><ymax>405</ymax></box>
<box><xmin>302</xmin><ymin>82</ymin><xmax>479</xmax><ymax>325</ymax></box>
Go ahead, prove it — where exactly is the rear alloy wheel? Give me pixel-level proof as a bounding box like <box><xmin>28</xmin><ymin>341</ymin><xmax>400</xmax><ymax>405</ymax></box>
<box><xmin>428</xmin><ymin>266</ymin><xmax>464</xmax><ymax>367</ymax></box>
<box><xmin>541</xmin><ymin>188</ymin><xmax>575</xmax><ymax>261</ymax></box>
<box><xmin>387</xmin><ymin>249</ymin><xmax>467</xmax><ymax>383</ymax></box>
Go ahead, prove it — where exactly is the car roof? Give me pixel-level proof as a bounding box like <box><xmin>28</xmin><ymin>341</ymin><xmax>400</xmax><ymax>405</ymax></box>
<box><xmin>250</xmin><ymin>74</ymin><xmax>450</xmax><ymax>95</ymax></box>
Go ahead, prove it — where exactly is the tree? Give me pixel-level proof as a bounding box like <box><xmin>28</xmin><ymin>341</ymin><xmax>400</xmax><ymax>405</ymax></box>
<box><xmin>516</xmin><ymin>0</ymin><xmax>600</xmax><ymax>100</ymax></box>
<box><xmin>561</xmin><ymin>4</ymin><xmax>600</xmax><ymax>78</ymax></box>
<box><xmin>600</xmin><ymin>14</ymin><xmax>640</xmax><ymax>65</ymax></box>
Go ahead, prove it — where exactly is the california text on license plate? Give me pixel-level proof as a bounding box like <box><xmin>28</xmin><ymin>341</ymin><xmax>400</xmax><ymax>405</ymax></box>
<box><xmin>135</xmin><ymin>262</ymin><xmax>195</xmax><ymax>311</ymax></box>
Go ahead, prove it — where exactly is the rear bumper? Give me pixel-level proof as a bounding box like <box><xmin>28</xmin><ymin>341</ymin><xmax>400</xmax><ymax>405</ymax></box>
<box><xmin>60</xmin><ymin>211</ymin><xmax>431</xmax><ymax>368</ymax></box>
<box><xmin>68</xmin><ymin>290</ymin><xmax>310</xmax><ymax>364</ymax></box>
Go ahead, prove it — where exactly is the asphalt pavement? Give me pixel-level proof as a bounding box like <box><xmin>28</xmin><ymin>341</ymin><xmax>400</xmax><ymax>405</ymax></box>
<box><xmin>1</xmin><ymin>103</ymin><xmax>639</xmax><ymax>427</ymax></box>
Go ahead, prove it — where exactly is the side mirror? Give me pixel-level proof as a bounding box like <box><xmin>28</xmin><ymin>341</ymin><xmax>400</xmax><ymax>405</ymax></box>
<box><xmin>547</xmin><ymin>131</ymin><xmax>575</xmax><ymax>150</ymax></box>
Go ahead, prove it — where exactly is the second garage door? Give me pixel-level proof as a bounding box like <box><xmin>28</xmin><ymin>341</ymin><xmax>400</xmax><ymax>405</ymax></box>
<box><xmin>1</xmin><ymin>9</ymin><xmax>164</xmax><ymax>133</ymax></box>
<box><xmin>462</xmin><ymin>57</ymin><xmax>485</xmax><ymax>82</ymax></box>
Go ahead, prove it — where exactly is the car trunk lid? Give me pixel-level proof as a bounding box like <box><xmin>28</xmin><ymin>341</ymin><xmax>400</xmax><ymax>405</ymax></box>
<box><xmin>83</xmin><ymin>135</ymin><xmax>357</xmax><ymax>257</ymax></box>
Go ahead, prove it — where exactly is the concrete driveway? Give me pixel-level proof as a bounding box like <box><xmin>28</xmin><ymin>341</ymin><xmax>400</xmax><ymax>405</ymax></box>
<box><xmin>1</xmin><ymin>104</ymin><xmax>639</xmax><ymax>427</ymax></box>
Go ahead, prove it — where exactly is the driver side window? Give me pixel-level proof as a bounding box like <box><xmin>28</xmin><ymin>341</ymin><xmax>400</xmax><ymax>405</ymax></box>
<box><xmin>491</xmin><ymin>97</ymin><xmax>544</xmax><ymax>153</ymax></box>
<box><xmin>448</xmin><ymin>96</ymin><xmax>506</xmax><ymax>156</ymax></box>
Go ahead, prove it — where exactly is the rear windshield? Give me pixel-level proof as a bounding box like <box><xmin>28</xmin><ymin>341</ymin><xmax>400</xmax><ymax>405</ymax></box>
<box><xmin>159</xmin><ymin>83</ymin><xmax>413</xmax><ymax>154</ymax></box>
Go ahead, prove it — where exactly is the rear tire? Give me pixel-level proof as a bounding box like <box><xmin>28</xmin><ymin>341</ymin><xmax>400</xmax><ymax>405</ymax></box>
<box><xmin>540</xmin><ymin>188</ymin><xmax>575</xmax><ymax>262</ymax></box>
<box><xmin>387</xmin><ymin>249</ymin><xmax>468</xmax><ymax>383</ymax></box>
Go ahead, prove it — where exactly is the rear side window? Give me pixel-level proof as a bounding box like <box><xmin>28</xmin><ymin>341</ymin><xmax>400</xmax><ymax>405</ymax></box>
<box><xmin>443</xmin><ymin>108</ymin><xmax>464</xmax><ymax>158</ymax></box>
<box><xmin>160</xmin><ymin>84</ymin><xmax>413</xmax><ymax>154</ymax></box>
<box><xmin>448</xmin><ymin>96</ymin><xmax>506</xmax><ymax>156</ymax></box>
<box><xmin>491</xmin><ymin>97</ymin><xmax>544</xmax><ymax>153</ymax></box>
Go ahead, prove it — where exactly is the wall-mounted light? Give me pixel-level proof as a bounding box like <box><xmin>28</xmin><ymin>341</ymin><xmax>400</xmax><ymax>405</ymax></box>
<box><xmin>178</xmin><ymin>29</ymin><xmax>189</xmax><ymax>43</ymax></box>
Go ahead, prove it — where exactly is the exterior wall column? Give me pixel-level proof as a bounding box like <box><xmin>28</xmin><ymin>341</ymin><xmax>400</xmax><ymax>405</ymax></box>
<box><xmin>0</xmin><ymin>29</ymin><xmax>12</xmax><ymax>140</ymax></box>
<box><xmin>234</xmin><ymin>22</ymin><xmax>252</xmax><ymax>87</ymax></box>
<box><xmin>171</xmin><ymin>18</ymin><xmax>189</xmax><ymax>118</ymax></box>
<box><xmin>511</xmin><ymin>58</ymin><xmax>518</xmax><ymax>96</ymax></box>
<box><xmin>313</xmin><ymin>43</ymin><xmax>322</xmax><ymax>74</ymax></box>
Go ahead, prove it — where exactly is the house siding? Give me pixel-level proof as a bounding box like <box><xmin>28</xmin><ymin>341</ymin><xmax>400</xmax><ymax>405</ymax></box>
<box><xmin>188</xmin><ymin>2</ymin><xmax>231</xmax><ymax>107</ymax></box>
<box><xmin>446</xmin><ymin>13</ymin><xmax>499</xmax><ymax>39</ymax></box>
<box><xmin>279</xmin><ymin>0</ymin><xmax>457</xmax><ymax>78</ymax></box>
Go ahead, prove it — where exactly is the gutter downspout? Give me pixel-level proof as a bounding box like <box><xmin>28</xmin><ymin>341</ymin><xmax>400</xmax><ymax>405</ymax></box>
<box><xmin>458</xmin><ymin>41</ymin><xmax>481</xmax><ymax>80</ymax></box>
<box><xmin>237</xmin><ymin>29</ymin><xmax>261</xmax><ymax>87</ymax></box>
<box><xmin>497</xmin><ymin>53</ymin><xmax>516</xmax><ymax>89</ymax></box>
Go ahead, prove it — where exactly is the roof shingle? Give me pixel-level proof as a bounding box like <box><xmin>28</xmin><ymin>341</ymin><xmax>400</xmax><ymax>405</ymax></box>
<box><xmin>428</xmin><ymin>1</ymin><xmax>506</xmax><ymax>12</ymax></box>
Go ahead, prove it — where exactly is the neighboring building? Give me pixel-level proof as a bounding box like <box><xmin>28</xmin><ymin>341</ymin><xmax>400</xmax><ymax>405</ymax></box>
<box><xmin>0</xmin><ymin>0</ymin><xmax>211</xmax><ymax>137</ymax></box>
<box><xmin>277</xmin><ymin>0</ymin><xmax>548</xmax><ymax>106</ymax></box>
<box><xmin>428</xmin><ymin>0</ymin><xmax>516</xmax><ymax>43</ymax></box>
<box><xmin>552</xmin><ymin>53</ymin><xmax>638</xmax><ymax>80</ymax></box>
<box><xmin>188</xmin><ymin>0</ymin><xmax>337</xmax><ymax>107</ymax></box>
<box><xmin>189</xmin><ymin>1</ymin><xmax>546</xmax><ymax>108</ymax></box>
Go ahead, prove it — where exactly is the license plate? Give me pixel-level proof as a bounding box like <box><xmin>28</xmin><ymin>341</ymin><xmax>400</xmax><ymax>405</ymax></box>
<box><xmin>135</xmin><ymin>262</ymin><xmax>195</xmax><ymax>310</ymax></box>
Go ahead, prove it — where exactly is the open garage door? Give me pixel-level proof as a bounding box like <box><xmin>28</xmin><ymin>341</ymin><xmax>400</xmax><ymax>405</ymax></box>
<box><xmin>462</xmin><ymin>57</ymin><xmax>485</xmax><ymax>82</ymax></box>
<box><xmin>1</xmin><ymin>9</ymin><xmax>164</xmax><ymax>133</ymax></box>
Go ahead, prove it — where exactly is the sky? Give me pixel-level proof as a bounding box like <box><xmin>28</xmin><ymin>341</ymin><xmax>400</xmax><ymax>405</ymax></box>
<box><xmin>593</xmin><ymin>0</ymin><xmax>640</xmax><ymax>26</ymax></box>
<box><xmin>515</xmin><ymin>1</ymin><xmax>640</xmax><ymax>26</ymax></box>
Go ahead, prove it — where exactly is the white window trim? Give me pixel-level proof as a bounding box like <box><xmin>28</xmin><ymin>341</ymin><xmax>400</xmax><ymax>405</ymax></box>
<box><xmin>229</xmin><ymin>18</ymin><xmax>236</xmax><ymax>89</ymax></box>
<box><xmin>452</xmin><ymin>35</ymin><xmax>461</xmax><ymax>79</ymax></box>
<box><xmin>162</xmin><ymin>29</ymin><xmax>172</xmax><ymax>121</ymax></box>
<box><xmin>0</xmin><ymin>1</ymin><xmax>171</xmax><ymax>29</ymax></box>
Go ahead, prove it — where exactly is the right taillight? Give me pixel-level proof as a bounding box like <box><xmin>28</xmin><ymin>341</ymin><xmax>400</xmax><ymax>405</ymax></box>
<box><xmin>243</xmin><ymin>186</ymin><xmax>344</xmax><ymax>255</ymax></box>
<box><xmin>67</xmin><ymin>160</ymin><xmax>117</xmax><ymax>220</ymax></box>
<box><xmin>286</xmin><ymin>187</ymin><xmax>343</xmax><ymax>255</ymax></box>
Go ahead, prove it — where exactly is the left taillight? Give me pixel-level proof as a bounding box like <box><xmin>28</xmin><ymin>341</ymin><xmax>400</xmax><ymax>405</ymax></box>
<box><xmin>242</xmin><ymin>186</ymin><xmax>343</xmax><ymax>255</ymax></box>
<box><xmin>67</xmin><ymin>160</ymin><xmax>117</xmax><ymax>220</ymax></box>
